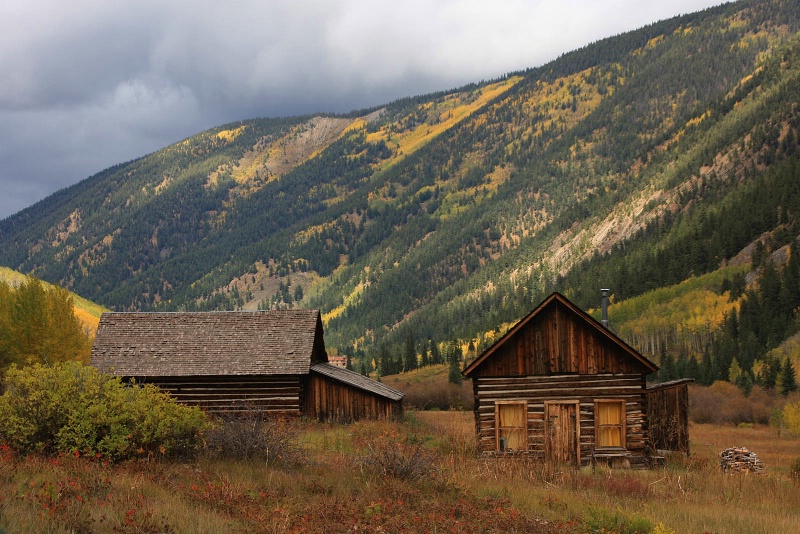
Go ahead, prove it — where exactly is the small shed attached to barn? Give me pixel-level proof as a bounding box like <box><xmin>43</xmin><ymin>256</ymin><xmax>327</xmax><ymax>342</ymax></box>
<box><xmin>90</xmin><ymin>309</ymin><xmax>403</xmax><ymax>421</ymax></box>
<box><xmin>462</xmin><ymin>292</ymin><xmax>659</xmax><ymax>467</ymax></box>
<box><xmin>646</xmin><ymin>378</ymin><xmax>693</xmax><ymax>455</ymax></box>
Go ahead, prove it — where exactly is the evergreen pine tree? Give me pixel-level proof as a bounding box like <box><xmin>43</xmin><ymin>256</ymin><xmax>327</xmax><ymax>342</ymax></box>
<box><xmin>419</xmin><ymin>343</ymin><xmax>429</xmax><ymax>367</ymax></box>
<box><xmin>293</xmin><ymin>284</ymin><xmax>303</xmax><ymax>302</ymax></box>
<box><xmin>429</xmin><ymin>339</ymin><xmax>441</xmax><ymax>365</ymax></box>
<box><xmin>737</xmin><ymin>371</ymin><xmax>754</xmax><ymax>397</ymax></box>
<box><xmin>447</xmin><ymin>341</ymin><xmax>462</xmax><ymax>365</ymax></box>
<box><xmin>778</xmin><ymin>357</ymin><xmax>798</xmax><ymax>396</ymax></box>
<box><xmin>759</xmin><ymin>354</ymin><xmax>780</xmax><ymax>389</ymax></box>
<box><xmin>728</xmin><ymin>357</ymin><xmax>743</xmax><ymax>384</ymax></box>
<box><xmin>378</xmin><ymin>343</ymin><xmax>390</xmax><ymax>376</ymax></box>
<box><xmin>686</xmin><ymin>354</ymin><xmax>701</xmax><ymax>381</ymax></box>
<box><xmin>448</xmin><ymin>356</ymin><xmax>462</xmax><ymax>385</ymax></box>
<box><xmin>466</xmin><ymin>340</ymin><xmax>476</xmax><ymax>364</ymax></box>
<box><xmin>403</xmin><ymin>332</ymin><xmax>418</xmax><ymax>372</ymax></box>
<box><xmin>660</xmin><ymin>353</ymin><xmax>677</xmax><ymax>382</ymax></box>
<box><xmin>783</xmin><ymin>245</ymin><xmax>800</xmax><ymax>305</ymax></box>
<box><xmin>676</xmin><ymin>348</ymin><xmax>689</xmax><ymax>378</ymax></box>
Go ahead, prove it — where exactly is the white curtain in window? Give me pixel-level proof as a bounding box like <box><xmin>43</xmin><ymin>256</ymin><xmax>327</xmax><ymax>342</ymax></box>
<box><xmin>597</xmin><ymin>402</ymin><xmax>622</xmax><ymax>447</ymax></box>
<box><xmin>499</xmin><ymin>403</ymin><xmax>526</xmax><ymax>450</ymax></box>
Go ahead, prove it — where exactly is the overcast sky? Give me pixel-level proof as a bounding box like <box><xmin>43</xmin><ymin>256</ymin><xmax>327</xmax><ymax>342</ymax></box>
<box><xmin>0</xmin><ymin>0</ymin><xmax>725</xmax><ymax>220</ymax></box>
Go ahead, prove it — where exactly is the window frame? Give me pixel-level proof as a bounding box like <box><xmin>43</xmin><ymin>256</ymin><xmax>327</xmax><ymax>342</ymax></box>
<box><xmin>495</xmin><ymin>400</ymin><xmax>528</xmax><ymax>452</ymax></box>
<box><xmin>594</xmin><ymin>399</ymin><xmax>626</xmax><ymax>449</ymax></box>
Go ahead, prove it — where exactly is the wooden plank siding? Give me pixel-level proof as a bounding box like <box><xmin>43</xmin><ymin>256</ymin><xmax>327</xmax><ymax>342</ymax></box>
<box><xmin>646</xmin><ymin>379</ymin><xmax>692</xmax><ymax>454</ymax></box>
<box><xmin>467</xmin><ymin>300</ymin><xmax>649</xmax><ymax>379</ymax></box>
<box><xmin>138</xmin><ymin>375</ymin><xmax>303</xmax><ymax>414</ymax></box>
<box><xmin>305</xmin><ymin>373</ymin><xmax>403</xmax><ymax>422</ymax></box>
<box><xmin>472</xmin><ymin>374</ymin><xmax>649</xmax><ymax>465</ymax></box>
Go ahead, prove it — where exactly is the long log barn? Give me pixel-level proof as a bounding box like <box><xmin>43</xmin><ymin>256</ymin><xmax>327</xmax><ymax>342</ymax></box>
<box><xmin>462</xmin><ymin>292</ymin><xmax>659</xmax><ymax>467</ymax></box>
<box><xmin>90</xmin><ymin>309</ymin><xmax>403</xmax><ymax>421</ymax></box>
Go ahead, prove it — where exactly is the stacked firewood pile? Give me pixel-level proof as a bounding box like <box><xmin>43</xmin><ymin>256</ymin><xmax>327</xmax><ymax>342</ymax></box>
<box><xmin>719</xmin><ymin>447</ymin><xmax>764</xmax><ymax>474</ymax></box>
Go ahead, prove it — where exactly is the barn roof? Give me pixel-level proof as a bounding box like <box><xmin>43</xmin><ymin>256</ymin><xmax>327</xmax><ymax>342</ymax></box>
<box><xmin>463</xmin><ymin>292</ymin><xmax>658</xmax><ymax>377</ymax></box>
<box><xmin>311</xmin><ymin>363</ymin><xmax>405</xmax><ymax>401</ymax></box>
<box><xmin>90</xmin><ymin>310</ymin><xmax>327</xmax><ymax>377</ymax></box>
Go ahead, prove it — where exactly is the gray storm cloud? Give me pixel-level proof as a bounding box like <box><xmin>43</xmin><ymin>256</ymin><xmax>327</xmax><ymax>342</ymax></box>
<box><xmin>0</xmin><ymin>0</ymin><xmax>722</xmax><ymax>219</ymax></box>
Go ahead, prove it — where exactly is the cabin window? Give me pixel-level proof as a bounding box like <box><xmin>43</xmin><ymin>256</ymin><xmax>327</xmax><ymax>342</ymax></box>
<box><xmin>595</xmin><ymin>399</ymin><xmax>625</xmax><ymax>448</ymax></box>
<box><xmin>496</xmin><ymin>401</ymin><xmax>527</xmax><ymax>452</ymax></box>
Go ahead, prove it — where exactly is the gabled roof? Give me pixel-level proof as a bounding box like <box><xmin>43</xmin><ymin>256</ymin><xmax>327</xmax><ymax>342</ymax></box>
<box><xmin>311</xmin><ymin>363</ymin><xmax>405</xmax><ymax>401</ymax></box>
<box><xmin>90</xmin><ymin>310</ymin><xmax>326</xmax><ymax>377</ymax></box>
<box><xmin>463</xmin><ymin>292</ymin><xmax>658</xmax><ymax>377</ymax></box>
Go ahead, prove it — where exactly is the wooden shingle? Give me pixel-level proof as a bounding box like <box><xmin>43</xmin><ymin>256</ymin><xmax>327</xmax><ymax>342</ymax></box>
<box><xmin>91</xmin><ymin>310</ymin><xmax>326</xmax><ymax>377</ymax></box>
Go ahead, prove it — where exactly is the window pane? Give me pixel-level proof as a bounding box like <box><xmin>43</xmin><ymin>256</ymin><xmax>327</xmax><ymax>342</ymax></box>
<box><xmin>498</xmin><ymin>403</ymin><xmax>526</xmax><ymax>451</ymax></box>
<box><xmin>500</xmin><ymin>403</ymin><xmax>524</xmax><ymax>427</ymax></box>
<box><xmin>596</xmin><ymin>402</ymin><xmax>623</xmax><ymax>447</ymax></box>
<box><xmin>597</xmin><ymin>403</ymin><xmax>621</xmax><ymax>425</ymax></box>
<box><xmin>501</xmin><ymin>427</ymin><xmax>526</xmax><ymax>450</ymax></box>
<box><xmin>598</xmin><ymin>426</ymin><xmax>621</xmax><ymax>447</ymax></box>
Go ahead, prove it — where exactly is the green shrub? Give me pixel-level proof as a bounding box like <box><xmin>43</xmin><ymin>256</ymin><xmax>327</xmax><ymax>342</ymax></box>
<box><xmin>0</xmin><ymin>362</ymin><xmax>210</xmax><ymax>460</ymax></box>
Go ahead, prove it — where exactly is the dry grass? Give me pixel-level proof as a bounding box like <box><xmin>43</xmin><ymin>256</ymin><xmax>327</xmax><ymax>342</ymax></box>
<box><xmin>415</xmin><ymin>411</ymin><xmax>800</xmax><ymax>534</ymax></box>
<box><xmin>1</xmin><ymin>413</ymin><xmax>798</xmax><ymax>533</ymax></box>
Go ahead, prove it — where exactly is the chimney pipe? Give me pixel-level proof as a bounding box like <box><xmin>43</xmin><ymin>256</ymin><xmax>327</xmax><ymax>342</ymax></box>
<box><xmin>600</xmin><ymin>288</ymin><xmax>610</xmax><ymax>328</ymax></box>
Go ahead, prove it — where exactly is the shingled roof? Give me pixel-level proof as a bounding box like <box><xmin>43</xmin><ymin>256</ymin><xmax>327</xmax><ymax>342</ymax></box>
<box><xmin>90</xmin><ymin>310</ymin><xmax>327</xmax><ymax>377</ymax></box>
<box><xmin>311</xmin><ymin>363</ymin><xmax>405</xmax><ymax>401</ymax></box>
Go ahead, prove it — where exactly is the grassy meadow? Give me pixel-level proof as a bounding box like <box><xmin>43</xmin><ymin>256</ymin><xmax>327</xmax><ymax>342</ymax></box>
<box><xmin>1</xmin><ymin>411</ymin><xmax>798</xmax><ymax>533</ymax></box>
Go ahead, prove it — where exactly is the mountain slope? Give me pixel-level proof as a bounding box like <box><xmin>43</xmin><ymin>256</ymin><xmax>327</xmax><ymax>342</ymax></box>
<box><xmin>1</xmin><ymin>0</ymin><xmax>799</xmax><ymax>359</ymax></box>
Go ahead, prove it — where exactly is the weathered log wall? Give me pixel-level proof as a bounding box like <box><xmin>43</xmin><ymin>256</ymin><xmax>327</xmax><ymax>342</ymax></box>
<box><xmin>472</xmin><ymin>374</ymin><xmax>649</xmax><ymax>466</ymax></box>
<box><xmin>136</xmin><ymin>375</ymin><xmax>302</xmax><ymax>414</ymax></box>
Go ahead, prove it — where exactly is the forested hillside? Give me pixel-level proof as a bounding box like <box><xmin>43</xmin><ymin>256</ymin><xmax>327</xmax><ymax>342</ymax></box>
<box><xmin>1</xmin><ymin>0</ymin><xmax>799</xmax><ymax>386</ymax></box>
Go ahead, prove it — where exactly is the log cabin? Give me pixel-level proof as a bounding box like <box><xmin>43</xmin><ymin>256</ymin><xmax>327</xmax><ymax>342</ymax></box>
<box><xmin>90</xmin><ymin>309</ymin><xmax>403</xmax><ymax>421</ymax></box>
<box><xmin>462</xmin><ymin>292</ymin><xmax>659</xmax><ymax>467</ymax></box>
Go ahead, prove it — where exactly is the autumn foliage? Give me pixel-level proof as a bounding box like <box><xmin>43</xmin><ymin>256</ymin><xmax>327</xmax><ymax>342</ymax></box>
<box><xmin>0</xmin><ymin>362</ymin><xmax>209</xmax><ymax>460</ymax></box>
<box><xmin>0</xmin><ymin>277</ymin><xmax>91</xmax><ymax>372</ymax></box>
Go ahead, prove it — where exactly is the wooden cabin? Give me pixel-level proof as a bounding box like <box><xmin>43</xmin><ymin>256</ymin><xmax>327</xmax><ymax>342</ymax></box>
<box><xmin>646</xmin><ymin>378</ymin><xmax>693</xmax><ymax>455</ymax></box>
<box><xmin>90</xmin><ymin>310</ymin><xmax>403</xmax><ymax>421</ymax></box>
<box><xmin>462</xmin><ymin>293</ymin><xmax>659</xmax><ymax>467</ymax></box>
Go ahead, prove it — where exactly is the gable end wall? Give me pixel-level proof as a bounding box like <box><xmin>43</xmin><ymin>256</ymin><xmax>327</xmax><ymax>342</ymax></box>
<box><xmin>470</xmin><ymin>302</ymin><xmax>647</xmax><ymax>378</ymax></box>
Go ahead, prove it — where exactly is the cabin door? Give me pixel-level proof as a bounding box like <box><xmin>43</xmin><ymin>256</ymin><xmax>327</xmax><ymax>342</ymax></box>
<box><xmin>545</xmin><ymin>401</ymin><xmax>579</xmax><ymax>465</ymax></box>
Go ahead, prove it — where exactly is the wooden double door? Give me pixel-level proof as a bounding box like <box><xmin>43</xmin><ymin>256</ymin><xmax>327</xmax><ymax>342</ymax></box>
<box><xmin>544</xmin><ymin>401</ymin><xmax>579</xmax><ymax>465</ymax></box>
